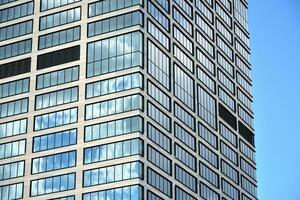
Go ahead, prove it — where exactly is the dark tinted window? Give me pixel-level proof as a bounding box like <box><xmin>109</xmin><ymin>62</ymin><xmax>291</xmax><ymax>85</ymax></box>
<box><xmin>0</xmin><ymin>58</ymin><xmax>31</xmax><ymax>79</ymax></box>
<box><xmin>238</xmin><ymin>121</ymin><xmax>255</xmax><ymax>146</ymax></box>
<box><xmin>219</xmin><ymin>103</ymin><xmax>237</xmax><ymax>130</ymax></box>
<box><xmin>37</xmin><ymin>46</ymin><xmax>80</xmax><ymax>69</ymax></box>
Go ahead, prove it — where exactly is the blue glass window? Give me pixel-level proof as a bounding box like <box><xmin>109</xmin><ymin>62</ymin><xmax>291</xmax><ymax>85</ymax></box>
<box><xmin>87</xmin><ymin>31</ymin><xmax>143</xmax><ymax>78</ymax></box>
<box><xmin>34</xmin><ymin>108</ymin><xmax>77</xmax><ymax>131</ymax></box>
<box><xmin>30</xmin><ymin>173</ymin><xmax>75</xmax><ymax>196</ymax></box>
<box><xmin>33</xmin><ymin>129</ymin><xmax>77</xmax><ymax>152</ymax></box>
<box><xmin>32</xmin><ymin>151</ymin><xmax>76</xmax><ymax>174</ymax></box>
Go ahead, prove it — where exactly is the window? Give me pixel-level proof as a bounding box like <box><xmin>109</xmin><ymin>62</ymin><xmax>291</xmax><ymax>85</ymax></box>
<box><xmin>34</xmin><ymin>108</ymin><xmax>78</xmax><ymax>131</ymax></box>
<box><xmin>219</xmin><ymin>103</ymin><xmax>237</xmax><ymax>130</ymax></box>
<box><xmin>0</xmin><ymin>98</ymin><xmax>28</xmax><ymax>119</ymax></box>
<box><xmin>147</xmin><ymin>80</ymin><xmax>171</xmax><ymax>111</ymax></box>
<box><xmin>86</xmin><ymin>73</ymin><xmax>142</xmax><ymax>98</ymax></box>
<box><xmin>221</xmin><ymin>159</ymin><xmax>239</xmax><ymax>184</ymax></box>
<box><xmin>50</xmin><ymin>196</ymin><xmax>75</xmax><ymax>200</ymax></box>
<box><xmin>155</xmin><ymin>0</ymin><xmax>169</xmax><ymax>12</ymax></box>
<box><xmin>195</xmin><ymin>0</ymin><xmax>213</xmax><ymax>23</ymax></box>
<box><xmin>241</xmin><ymin>157</ymin><xmax>256</xmax><ymax>181</ymax></box>
<box><xmin>198</xmin><ymin>86</ymin><xmax>216</xmax><ymax>129</ymax></box>
<box><xmin>236</xmin><ymin>55</ymin><xmax>251</xmax><ymax>79</ymax></box>
<box><xmin>39</xmin><ymin>26</ymin><xmax>81</xmax><ymax>50</ymax></box>
<box><xmin>36</xmin><ymin>66</ymin><xmax>79</xmax><ymax>90</ymax></box>
<box><xmin>216</xmin><ymin>3</ymin><xmax>232</xmax><ymax>28</ymax></box>
<box><xmin>83</xmin><ymin>161</ymin><xmax>143</xmax><ymax>187</ymax></box>
<box><xmin>240</xmin><ymin>140</ymin><xmax>256</xmax><ymax>163</ymax></box>
<box><xmin>0</xmin><ymin>118</ymin><xmax>27</xmax><ymax>139</ymax></box>
<box><xmin>200</xmin><ymin>182</ymin><xmax>220</xmax><ymax>200</ymax></box>
<box><xmin>219</xmin><ymin>0</ymin><xmax>232</xmax><ymax>12</ymax></box>
<box><xmin>0</xmin><ymin>58</ymin><xmax>31</xmax><ymax>79</ymax></box>
<box><xmin>85</xmin><ymin>94</ymin><xmax>143</xmax><ymax>120</ymax></box>
<box><xmin>87</xmin><ymin>31</ymin><xmax>143</xmax><ymax>78</ymax></box>
<box><xmin>200</xmin><ymin>162</ymin><xmax>219</xmax><ymax>188</ymax></box>
<box><xmin>174</xmin><ymin>44</ymin><xmax>194</xmax><ymax>73</ymax></box>
<box><xmin>241</xmin><ymin>176</ymin><xmax>257</xmax><ymax>198</ymax></box>
<box><xmin>0</xmin><ymin>139</ymin><xmax>26</xmax><ymax>160</ymax></box>
<box><xmin>148</xmin><ymin>40</ymin><xmax>170</xmax><ymax>90</ymax></box>
<box><xmin>198</xmin><ymin>122</ymin><xmax>218</xmax><ymax>149</ymax></box>
<box><xmin>203</xmin><ymin>0</ymin><xmax>213</xmax><ymax>7</ymax></box>
<box><xmin>85</xmin><ymin>116</ymin><xmax>142</xmax><ymax>142</ymax></box>
<box><xmin>173</xmin><ymin>7</ymin><xmax>193</xmax><ymax>36</ymax></box>
<box><xmin>221</xmin><ymin>178</ymin><xmax>240</xmax><ymax>200</ymax></box>
<box><xmin>147</xmin><ymin>145</ymin><xmax>172</xmax><ymax>175</ymax></box>
<box><xmin>195</xmin><ymin>13</ymin><xmax>213</xmax><ymax>40</ymax></box>
<box><xmin>218</xmin><ymin>69</ymin><xmax>235</xmax><ymax>94</ymax></box>
<box><xmin>235</xmin><ymin>23</ymin><xmax>250</xmax><ymax>47</ymax></box>
<box><xmin>175</xmin><ymin>123</ymin><xmax>196</xmax><ymax>151</ymax></box>
<box><xmin>0</xmin><ymin>0</ymin><xmax>17</xmax><ymax>5</ymax></box>
<box><xmin>242</xmin><ymin>194</ymin><xmax>253</xmax><ymax>200</ymax></box>
<box><xmin>238</xmin><ymin>89</ymin><xmax>253</xmax><ymax>111</ymax></box>
<box><xmin>217</xmin><ymin>35</ymin><xmax>233</xmax><ymax>60</ymax></box>
<box><xmin>35</xmin><ymin>87</ymin><xmax>78</xmax><ymax>110</ymax></box>
<box><xmin>196</xmin><ymin>49</ymin><xmax>215</xmax><ymax>78</ymax></box>
<box><xmin>148</xmin><ymin>191</ymin><xmax>163</xmax><ymax>200</ymax></box>
<box><xmin>236</xmin><ymin>39</ymin><xmax>250</xmax><ymax>62</ymax></box>
<box><xmin>39</xmin><ymin>7</ymin><xmax>81</xmax><ymax>30</ymax></box>
<box><xmin>238</xmin><ymin>105</ymin><xmax>254</xmax><ymax>128</ymax></box>
<box><xmin>219</xmin><ymin>87</ymin><xmax>236</xmax><ymax>112</ymax></box>
<box><xmin>83</xmin><ymin>185</ymin><xmax>143</xmax><ymax>200</ymax></box>
<box><xmin>147</xmin><ymin>123</ymin><xmax>171</xmax><ymax>153</ymax></box>
<box><xmin>84</xmin><ymin>138</ymin><xmax>143</xmax><ymax>164</ymax></box>
<box><xmin>221</xmin><ymin>141</ymin><xmax>238</xmax><ymax>165</ymax></box>
<box><xmin>31</xmin><ymin>173</ymin><xmax>75</xmax><ymax>196</ymax></box>
<box><xmin>32</xmin><ymin>151</ymin><xmax>76</xmax><ymax>174</ymax></box>
<box><xmin>220</xmin><ymin>122</ymin><xmax>237</xmax><ymax>147</ymax></box>
<box><xmin>33</xmin><ymin>129</ymin><xmax>77</xmax><ymax>152</ymax></box>
<box><xmin>234</xmin><ymin>0</ymin><xmax>248</xmax><ymax>31</ymax></box>
<box><xmin>175</xmin><ymin>143</ymin><xmax>196</xmax><ymax>171</ymax></box>
<box><xmin>216</xmin><ymin>19</ymin><xmax>233</xmax><ymax>44</ymax></box>
<box><xmin>148</xmin><ymin>1</ymin><xmax>169</xmax><ymax>31</ymax></box>
<box><xmin>147</xmin><ymin>102</ymin><xmax>171</xmax><ymax>131</ymax></box>
<box><xmin>237</xmin><ymin>72</ymin><xmax>252</xmax><ymax>95</ymax></box>
<box><xmin>196</xmin><ymin>31</ymin><xmax>214</xmax><ymax>58</ymax></box>
<box><xmin>148</xmin><ymin>20</ymin><xmax>170</xmax><ymax>50</ymax></box>
<box><xmin>175</xmin><ymin>165</ymin><xmax>197</xmax><ymax>193</ymax></box>
<box><xmin>174</xmin><ymin>64</ymin><xmax>195</xmax><ymax>110</ymax></box>
<box><xmin>239</xmin><ymin>121</ymin><xmax>255</xmax><ymax>146</ymax></box>
<box><xmin>0</xmin><ymin>2</ymin><xmax>33</xmax><ymax>23</ymax></box>
<box><xmin>0</xmin><ymin>39</ymin><xmax>32</xmax><ymax>61</ymax></box>
<box><xmin>0</xmin><ymin>160</ymin><xmax>24</xmax><ymax>180</ymax></box>
<box><xmin>174</xmin><ymin>103</ymin><xmax>195</xmax><ymax>131</ymax></box>
<box><xmin>147</xmin><ymin>167</ymin><xmax>172</xmax><ymax>197</ymax></box>
<box><xmin>0</xmin><ymin>20</ymin><xmax>32</xmax><ymax>42</ymax></box>
<box><xmin>199</xmin><ymin>142</ymin><xmax>218</xmax><ymax>168</ymax></box>
<box><xmin>175</xmin><ymin>186</ymin><xmax>196</xmax><ymax>200</ymax></box>
<box><xmin>37</xmin><ymin>46</ymin><xmax>80</xmax><ymax>70</ymax></box>
<box><xmin>0</xmin><ymin>182</ymin><xmax>23</xmax><ymax>200</ymax></box>
<box><xmin>0</xmin><ymin>78</ymin><xmax>29</xmax><ymax>99</ymax></box>
<box><xmin>88</xmin><ymin>11</ymin><xmax>143</xmax><ymax>37</ymax></box>
<box><xmin>88</xmin><ymin>0</ymin><xmax>143</xmax><ymax>17</ymax></box>
<box><xmin>174</xmin><ymin>0</ymin><xmax>192</xmax><ymax>18</ymax></box>
<box><xmin>173</xmin><ymin>26</ymin><xmax>193</xmax><ymax>54</ymax></box>
<box><xmin>217</xmin><ymin>52</ymin><xmax>234</xmax><ymax>77</ymax></box>
<box><xmin>41</xmin><ymin>0</ymin><xmax>81</xmax><ymax>11</ymax></box>
<box><xmin>197</xmin><ymin>67</ymin><xmax>215</xmax><ymax>93</ymax></box>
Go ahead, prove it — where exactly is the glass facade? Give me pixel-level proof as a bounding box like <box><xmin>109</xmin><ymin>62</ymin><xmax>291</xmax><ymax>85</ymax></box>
<box><xmin>0</xmin><ymin>0</ymin><xmax>256</xmax><ymax>199</ymax></box>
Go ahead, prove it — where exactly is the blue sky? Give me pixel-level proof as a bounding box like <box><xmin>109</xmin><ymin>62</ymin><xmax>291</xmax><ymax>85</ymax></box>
<box><xmin>250</xmin><ymin>0</ymin><xmax>300</xmax><ymax>199</ymax></box>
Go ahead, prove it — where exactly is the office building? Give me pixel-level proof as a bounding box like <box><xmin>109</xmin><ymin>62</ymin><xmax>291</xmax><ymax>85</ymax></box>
<box><xmin>0</xmin><ymin>0</ymin><xmax>257</xmax><ymax>199</ymax></box>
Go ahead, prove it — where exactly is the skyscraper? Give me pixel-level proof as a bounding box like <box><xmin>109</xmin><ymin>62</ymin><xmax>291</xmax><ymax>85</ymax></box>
<box><xmin>0</xmin><ymin>0</ymin><xmax>257</xmax><ymax>199</ymax></box>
